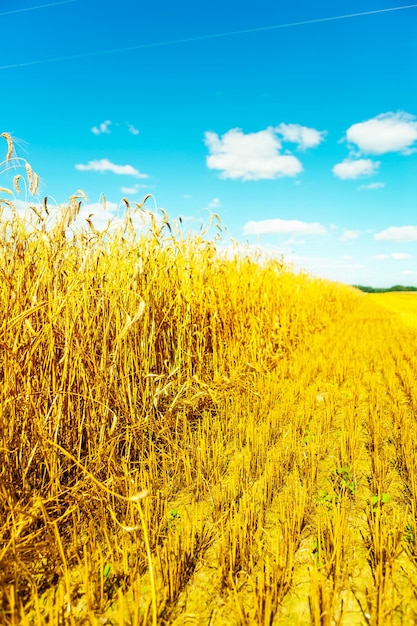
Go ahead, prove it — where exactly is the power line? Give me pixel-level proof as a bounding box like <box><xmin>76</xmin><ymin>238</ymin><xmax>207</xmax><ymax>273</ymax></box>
<box><xmin>0</xmin><ymin>0</ymin><xmax>76</xmax><ymax>18</ymax></box>
<box><xmin>1</xmin><ymin>3</ymin><xmax>417</xmax><ymax>70</ymax></box>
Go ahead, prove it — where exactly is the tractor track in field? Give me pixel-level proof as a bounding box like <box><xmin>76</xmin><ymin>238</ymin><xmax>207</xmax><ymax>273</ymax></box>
<box><xmin>162</xmin><ymin>295</ymin><xmax>417</xmax><ymax>625</ymax></box>
<box><xmin>10</xmin><ymin>293</ymin><xmax>417</xmax><ymax>625</ymax></box>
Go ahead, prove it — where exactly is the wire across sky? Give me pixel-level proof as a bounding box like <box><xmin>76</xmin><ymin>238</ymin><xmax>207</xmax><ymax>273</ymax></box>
<box><xmin>0</xmin><ymin>0</ymin><xmax>76</xmax><ymax>18</ymax></box>
<box><xmin>1</xmin><ymin>3</ymin><xmax>417</xmax><ymax>70</ymax></box>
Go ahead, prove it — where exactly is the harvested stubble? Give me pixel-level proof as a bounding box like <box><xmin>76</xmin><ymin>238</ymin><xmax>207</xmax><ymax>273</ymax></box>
<box><xmin>2</xmin><ymin>135</ymin><xmax>417</xmax><ymax>624</ymax></box>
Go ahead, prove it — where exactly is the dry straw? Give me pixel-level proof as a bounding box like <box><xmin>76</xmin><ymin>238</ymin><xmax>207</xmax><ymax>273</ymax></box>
<box><xmin>1</xmin><ymin>134</ymin><xmax>417</xmax><ymax>625</ymax></box>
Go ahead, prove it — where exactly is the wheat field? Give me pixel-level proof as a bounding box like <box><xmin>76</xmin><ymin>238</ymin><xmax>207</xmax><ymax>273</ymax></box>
<box><xmin>2</xmin><ymin>134</ymin><xmax>417</xmax><ymax>625</ymax></box>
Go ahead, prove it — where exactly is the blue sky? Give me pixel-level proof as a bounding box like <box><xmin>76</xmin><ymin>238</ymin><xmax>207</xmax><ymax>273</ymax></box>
<box><xmin>1</xmin><ymin>0</ymin><xmax>417</xmax><ymax>286</ymax></box>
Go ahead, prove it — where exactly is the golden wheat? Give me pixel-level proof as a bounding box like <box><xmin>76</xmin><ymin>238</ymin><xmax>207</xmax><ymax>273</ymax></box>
<box><xmin>1</xmin><ymin>134</ymin><xmax>417</xmax><ymax>625</ymax></box>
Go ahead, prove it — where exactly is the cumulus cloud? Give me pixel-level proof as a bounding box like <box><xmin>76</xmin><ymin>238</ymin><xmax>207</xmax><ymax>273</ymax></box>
<box><xmin>3</xmin><ymin>199</ymin><xmax>118</xmax><ymax>231</ymax></box>
<box><xmin>243</xmin><ymin>218</ymin><xmax>326</xmax><ymax>236</ymax></box>
<box><xmin>76</xmin><ymin>201</ymin><xmax>119</xmax><ymax>230</ymax></box>
<box><xmin>285</xmin><ymin>237</ymin><xmax>305</xmax><ymax>246</ymax></box>
<box><xmin>374</xmin><ymin>226</ymin><xmax>417</xmax><ymax>242</ymax></box>
<box><xmin>121</xmin><ymin>183</ymin><xmax>149</xmax><ymax>194</ymax></box>
<box><xmin>345</xmin><ymin>111</ymin><xmax>417</xmax><ymax>155</ymax></box>
<box><xmin>74</xmin><ymin>202</ymin><xmax>163</xmax><ymax>233</ymax></box>
<box><xmin>275</xmin><ymin>123</ymin><xmax>326</xmax><ymax>150</ymax></box>
<box><xmin>391</xmin><ymin>252</ymin><xmax>412</xmax><ymax>260</ymax></box>
<box><xmin>2</xmin><ymin>198</ymin><xmax>165</xmax><ymax>237</ymax></box>
<box><xmin>207</xmin><ymin>197</ymin><xmax>221</xmax><ymax>209</ymax></box>
<box><xmin>127</xmin><ymin>123</ymin><xmax>140</xmax><ymax>135</ymax></box>
<box><xmin>178</xmin><ymin>214</ymin><xmax>199</xmax><ymax>222</ymax></box>
<box><xmin>332</xmin><ymin>158</ymin><xmax>380</xmax><ymax>180</ymax></box>
<box><xmin>91</xmin><ymin>120</ymin><xmax>112</xmax><ymax>135</ymax></box>
<box><xmin>375</xmin><ymin>253</ymin><xmax>412</xmax><ymax>260</ymax></box>
<box><xmin>358</xmin><ymin>182</ymin><xmax>385</xmax><ymax>190</ymax></box>
<box><xmin>75</xmin><ymin>159</ymin><xmax>149</xmax><ymax>178</ymax></box>
<box><xmin>340</xmin><ymin>229</ymin><xmax>360</xmax><ymax>241</ymax></box>
<box><xmin>204</xmin><ymin>127</ymin><xmax>302</xmax><ymax>180</ymax></box>
<box><xmin>402</xmin><ymin>270</ymin><xmax>417</xmax><ymax>276</ymax></box>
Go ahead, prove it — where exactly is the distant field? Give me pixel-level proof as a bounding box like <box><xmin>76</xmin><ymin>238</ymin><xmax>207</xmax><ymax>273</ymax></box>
<box><xmin>369</xmin><ymin>292</ymin><xmax>417</xmax><ymax>328</ymax></box>
<box><xmin>2</xmin><ymin>138</ymin><xmax>417</xmax><ymax>624</ymax></box>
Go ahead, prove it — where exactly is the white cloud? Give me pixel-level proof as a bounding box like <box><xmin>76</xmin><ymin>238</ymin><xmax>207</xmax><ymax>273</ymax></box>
<box><xmin>207</xmin><ymin>197</ymin><xmax>221</xmax><ymax>209</ymax></box>
<box><xmin>121</xmin><ymin>183</ymin><xmax>149</xmax><ymax>194</ymax></box>
<box><xmin>73</xmin><ymin>202</ymin><xmax>164</xmax><ymax>234</ymax></box>
<box><xmin>205</xmin><ymin>127</ymin><xmax>302</xmax><ymax>180</ymax></box>
<box><xmin>332</xmin><ymin>158</ymin><xmax>380</xmax><ymax>180</ymax></box>
<box><xmin>127</xmin><ymin>123</ymin><xmax>140</xmax><ymax>135</ymax></box>
<box><xmin>79</xmin><ymin>202</ymin><xmax>164</xmax><ymax>233</ymax></box>
<box><xmin>318</xmin><ymin>260</ymin><xmax>366</xmax><ymax>271</ymax></box>
<box><xmin>178</xmin><ymin>214</ymin><xmax>204</xmax><ymax>225</ymax></box>
<box><xmin>281</xmin><ymin>252</ymin><xmax>366</xmax><ymax>278</ymax></box>
<box><xmin>358</xmin><ymin>182</ymin><xmax>385</xmax><ymax>190</ymax></box>
<box><xmin>345</xmin><ymin>111</ymin><xmax>417</xmax><ymax>155</ymax></box>
<box><xmin>285</xmin><ymin>237</ymin><xmax>305</xmax><ymax>246</ymax></box>
<box><xmin>80</xmin><ymin>201</ymin><xmax>118</xmax><ymax>212</ymax></box>
<box><xmin>375</xmin><ymin>253</ymin><xmax>412</xmax><ymax>260</ymax></box>
<box><xmin>75</xmin><ymin>159</ymin><xmax>149</xmax><ymax>178</ymax></box>
<box><xmin>392</xmin><ymin>252</ymin><xmax>412</xmax><ymax>260</ymax></box>
<box><xmin>243</xmin><ymin>218</ymin><xmax>326</xmax><ymax>236</ymax></box>
<box><xmin>275</xmin><ymin>123</ymin><xmax>326</xmax><ymax>150</ymax></box>
<box><xmin>3</xmin><ymin>199</ymin><xmax>118</xmax><ymax>231</ymax></box>
<box><xmin>91</xmin><ymin>120</ymin><xmax>112</xmax><ymax>135</ymax></box>
<box><xmin>374</xmin><ymin>226</ymin><xmax>417</xmax><ymax>242</ymax></box>
<box><xmin>340</xmin><ymin>229</ymin><xmax>360</xmax><ymax>241</ymax></box>
<box><xmin>76</xmin><ymin>201</ymin><xmax>119</xmax><ymax>230</ymax></box>
<box><xmin>199</xmin><ymin>197</ymin><xmax>222</xmax><ymax>214</ymax></box>
<box><xmin>3</xmin><ymin>198</ymin><xmax>165</xmax><ymax>236</ymax></box>
<box><xmin>402</xmin><ymin>270</ymin><xmax>417</xmax><ymax>276</ymax></box>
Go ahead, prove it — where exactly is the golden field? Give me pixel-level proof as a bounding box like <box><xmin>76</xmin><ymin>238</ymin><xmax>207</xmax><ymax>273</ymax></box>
<box><xmin>2</xmin><ymin>135</ymin><xmax>417</xmax><ymax>625</ymax></box>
